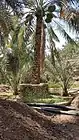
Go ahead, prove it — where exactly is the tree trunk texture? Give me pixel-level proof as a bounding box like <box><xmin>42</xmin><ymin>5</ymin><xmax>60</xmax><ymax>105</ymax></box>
<box><xmin>13</xmin><ymin>76</ymin><xmax>18</xmax><ymax>95</ymax></box>
<box><xmin>32</xmin><ymin>16</ymin><xmax>43</xmax><ymax>84</ymax></box>
<box><xmin>51</xmin><ymin>41</ymin><xmax>55</xmax><ymax>67</ymax></box>
<box><xmin>40</xmin><ymin>22</ymin><xmax>45</xmax><ymax>74</ymax></box>
<box><xmin>62</xmin><ymin>83</ymin><xmax>68</xmax><ymax>96</ymax></box>
<box><xmin>13</xmin><ymin>85</ymin><xmax>18</xmax><ymax>95</ymax></box>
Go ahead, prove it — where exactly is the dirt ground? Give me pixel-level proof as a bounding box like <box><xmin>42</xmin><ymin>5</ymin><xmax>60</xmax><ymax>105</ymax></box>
<box><xmin>0</xmin><ymin>85</ymin><xmax>79</xmax><ymax>140</ymax></box>
<box><xmin>0</xmin><ymin>98</ymin><xmax>79</xmax><ymax>140</ymax></box>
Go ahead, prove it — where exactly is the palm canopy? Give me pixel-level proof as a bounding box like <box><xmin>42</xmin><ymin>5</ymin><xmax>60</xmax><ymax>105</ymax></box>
<box><xmin>3</xmin><ymin>0</ymin><xmax>79</xmax><ymax>33</ymax></box>
<box><xmin>0</xmin><ymin>0</ymin><xmax>79</xmax><ymax>35</ymax></box>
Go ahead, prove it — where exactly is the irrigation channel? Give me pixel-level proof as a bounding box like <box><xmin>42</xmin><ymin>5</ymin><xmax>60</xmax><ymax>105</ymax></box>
<box><xmin>27</xmin><ymin>103</ymin><xmax>79</xmax><ymax>116</ymax></box>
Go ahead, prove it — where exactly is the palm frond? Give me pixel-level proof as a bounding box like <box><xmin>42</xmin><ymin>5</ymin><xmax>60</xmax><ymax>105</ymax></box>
<box><xmin>5</xmin><ymin>0</ymin><xmax>23</xmax><ymax>13</ymax></box>
<box><xmin>59</xmin><ymin>0</ymin><xmax>79</xmax><ymax>32</ymax></box>
<box><xmin>47</xmin><ymin>26</ymin><xmax>60</xmax><ymax>42</ymax></box>
<box><xmin>53</xmin><ymin>20</ymin><xmax>77</xmax><ymax>45</ymax></box>
<box><xmin>47</xmin><ymin>26</ymin><xmax>61</xmax><ymax>67</ymax></box>
<box><xmin>68</xmin><ymin>13</ymin><xmax>79</xmax><ymax>33</ymax></box>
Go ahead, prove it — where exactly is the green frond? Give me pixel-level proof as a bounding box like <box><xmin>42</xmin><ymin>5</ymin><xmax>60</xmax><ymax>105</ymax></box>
<box><xmin>47</xmin><ymin>26</ymin><xmax>60</xmax><ymax>42</ymax></box>
<box><xmin>54</xmin><ymin>20</ymin><xmax>77</xmax><ymax>45</ymax></box>
<box><xmin>47</xmin><ymin>27</ymin><xmax>61</xmax><ymax>67</ymax></box>
<box><xmin>9</xmin><ymin>26</ymin><xmax>20</xmax><ymax>49</ymax></box>
<box><xmin>18</xmin><ymin>27</ymin><xmax>25</xmax><ymax>49</ymax></box>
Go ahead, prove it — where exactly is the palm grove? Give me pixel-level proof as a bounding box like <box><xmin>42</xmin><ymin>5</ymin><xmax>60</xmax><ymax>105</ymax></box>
<box><xmin>0</xmin><ymin>0</ymin><xmax>79</xmax><ymax>96</ymax></box>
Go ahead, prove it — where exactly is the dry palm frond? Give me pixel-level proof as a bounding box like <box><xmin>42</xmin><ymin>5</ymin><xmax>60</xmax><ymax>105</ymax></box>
<box><xmin>59</xmin><ymin>0</ymin><xmax>79</xmax><ymax>32</ymax></box>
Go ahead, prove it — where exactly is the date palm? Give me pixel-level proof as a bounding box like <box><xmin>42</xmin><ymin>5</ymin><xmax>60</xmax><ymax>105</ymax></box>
<box><xmin>4</xmin><ymin>0</ymin><xmax>79</xmax><ymax>84</ymax></box>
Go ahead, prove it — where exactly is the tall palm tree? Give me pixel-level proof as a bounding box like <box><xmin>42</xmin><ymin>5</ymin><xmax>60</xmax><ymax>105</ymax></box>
<box><xmin>4</xmin><ymin>0</ymin><xmax>79</xmax><ymax>84</ymax></box>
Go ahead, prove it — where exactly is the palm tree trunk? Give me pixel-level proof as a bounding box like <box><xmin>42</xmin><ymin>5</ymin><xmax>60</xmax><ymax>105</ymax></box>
<box><xmin>13</xmin><ymin>75</ymin><xmax>18</xmax><ymax>95</ymax></box>
<box><xmin>51</xmin><ymin>41</ymin><xmax>55</xmax><ymax>67</ymax></box>
<box><xmin>32</xmin><ymin>16</ymin><xmax>42</xmax><ymax>84</ymax></box>
<box><xmin>62</xmin><ymin>83</ymin><xmax>68</xmax><ymax>96</ymax></box>
<box><xmin>40</xmin><ymin>22</ymin><xmax>45</xmax><ymax>74</ymax></box>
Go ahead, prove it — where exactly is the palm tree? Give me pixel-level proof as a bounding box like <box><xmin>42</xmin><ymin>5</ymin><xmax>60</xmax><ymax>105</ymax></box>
<box><xmin>4</xmin><ymin>0</ymin><xmax>79</xmax><ymax>84</ymax></box>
